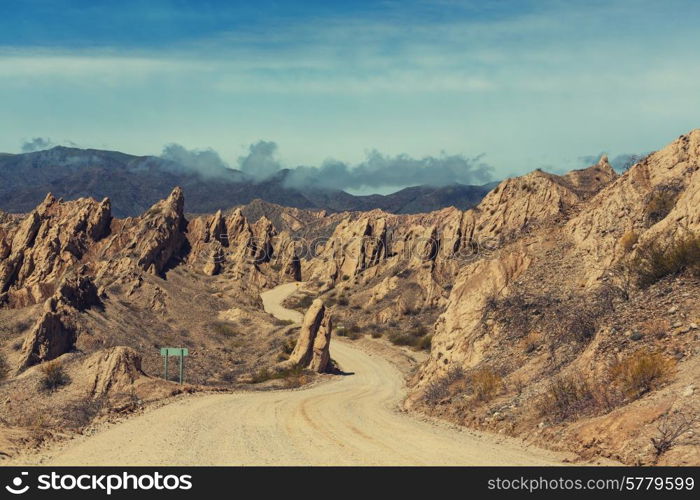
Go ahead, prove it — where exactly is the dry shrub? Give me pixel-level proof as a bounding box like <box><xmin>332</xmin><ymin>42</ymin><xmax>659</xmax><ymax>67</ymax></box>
<box><xmin>644</xmin><ymin>185</ymin><xmax>681</xmax><ymax>225</ymax></box>
<box><xmin>416</xmin><ymin>334</ymin><xmax>432</xmax><ymax>351</ymax></box>
<box><xmin>609</xmin><ymin>349</ymin><xmax>675</xmax><ymax>399</ymax></box>
<box><xmin>281</xmin><ymin>337</ymin><xmax>296</xmax><ymax>355</ymax></box>
<box><xmin>287</xmin><ymin>294</ymin><xmax>314</xmax><ymax>311</ymax></box>
<box><xmin>619</xmin><ymin>230</ymin><xmax>638</xmax><ymax>253</ymax></box>
<box><xmin>553</xmin><ymin>302</ymin><xmax>604</xmax><ymax>343</ymax></box>
<box><xmin>39</xmin><ymin>360</ymin><xmax>70</xmax><ymax>392</ymax></box>
<box><xmin>62</xmin><ymin>396</ymin><xmax>105</xmax><ymax>429</ymax></box>
<box><xmin>631</xmin><ymin>233</ymin><xmax>700</xmax><ymax>288</ymax></box>
<box><xmin>388</xmin><ymin>326</ymin><xmax>431</xmax><ymax>350</ymax></box>
<box><xmin>211</xmin><ymin>321</ymin><xmax>239</xmax><ymax>337</ymax></box>
<box><xmin>521</xmin><ymin>331</ymin><xmax>542</xmax><ymax>354</ymax></box>
<box><xmin>486</xmin><ymin>292</ymin><xmax>533</xmax><ymax>338</ymax></box>
<box><xmin>251</xmin><ymin>365</ymin><xmax>313</xmax><ymax>387</ymax></box>
<box><xmin>335</xmin><ymin>324</ymin><xmax>363</xmax><ymax>340</ymax></box>
<box><xmin>470</xmin><ymin>368</ymin><xmax>502</xmax><ymax>402</ymax></box>
<box><xmin>640</xmin><ymin>318</ymin><xmax>668</xmax><ymax>339</ymax></box>
<box><xmin>422</xmin><ymin>366</ymin><xmax>464</xmax><ymax>405</ymax></box>
<box><xmin>541</xmin><ymin>372</ymin><xmax>601</xmax><ymax>422</ymax></box>
<box><xmin>489</xmin><ymin>290</ymin><xmax>608</xmax><ymax>347</ymax></box>
<box><xmin>650</xmin><ymin>410</ymin><xmax>698</xmax><ymax>459</ymax></box>
<box><xmin>16</xmin><ymin>408</ymin><xmax>51</xmax><ymax>429</ymax></box>
<box><xmin>273</xmin><ymin>318</ymin><xmax>294</xmax><ymax>326</ymax></box>
<box><xmin>0</xmin><ymin>352</ymin><xmax>9</xmax><ymax>381</ymax></box>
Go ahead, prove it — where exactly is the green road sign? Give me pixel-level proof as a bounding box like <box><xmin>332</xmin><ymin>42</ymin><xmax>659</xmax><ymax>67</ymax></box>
<box><xmin>160</xmin><ymin>347</ymin><xmax>189</xmax><ymax>384</ymax></box>
<box><xmin>160</xmin><ymin>347</ymin><xmax>189</xmax><ymax>356</ymax></box>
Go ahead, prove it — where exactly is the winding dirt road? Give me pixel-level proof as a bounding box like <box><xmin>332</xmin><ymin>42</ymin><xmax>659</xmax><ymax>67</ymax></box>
<box><xmin>17</xmin><ymin>283</ymin><xmax>566</xmax><ymax>465</ymax></box>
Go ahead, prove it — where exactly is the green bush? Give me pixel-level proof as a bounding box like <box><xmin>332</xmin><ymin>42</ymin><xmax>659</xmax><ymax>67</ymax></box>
<box><xmin>388</xmin><ymin>327</ymin><xmax>432</xmax><ymax>350</ymax></box>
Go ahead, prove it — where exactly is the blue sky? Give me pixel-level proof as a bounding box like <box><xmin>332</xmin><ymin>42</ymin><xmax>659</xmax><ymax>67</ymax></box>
<box><xmin>1</xmin><ymin>0</ymin><xmax>699</xmax><ymax>191</ymax></box>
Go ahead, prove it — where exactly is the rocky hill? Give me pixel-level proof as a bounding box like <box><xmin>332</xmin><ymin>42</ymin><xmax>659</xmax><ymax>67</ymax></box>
<box><xmin>0</xmin><ymin>130</ymin><xmax>698</xmax><ymax>465</ymax></box>
<box><xmin>0</xmin><ymin>147</ymin><xmax>493</xmax><ymax>217</ymax></box>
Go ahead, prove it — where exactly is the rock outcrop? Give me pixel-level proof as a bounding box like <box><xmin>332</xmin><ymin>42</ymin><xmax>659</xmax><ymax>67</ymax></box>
<box><xmin>279</xmin><ymin>299</ymin><xmax>333</xmax><ymax>373</ymax></box>
<box><xmin>0</xmin><ymin>194</ymin><xmax>111</xmax><ymax>307</ymax></box>
<box><xmin>16</xmin><ymin>272</ymin><xmax>101</xmax><ymax>372</ymax></box>
<box><xmin>130</xmin><ymin>187</ymin><xmax>186</xmax><ymax>275</ymax></box>
<box><xmin>309</xmin><ymin>214</ymin><xmax>388</xmax><ymax>285</ymax></box>
<box><xmin>83</xmin><ymin>346</ymin><xmax>149</xmax><ymax>398</ymax></box>
<box><xmin>416</xmin><ymin>247</ymin><xmax>532</xmax><ymax>385</ymax></box>
<box><xmin>566</xmin><ymin>130</ymin><xmax>700</xmax><ymax>284</ymax></box>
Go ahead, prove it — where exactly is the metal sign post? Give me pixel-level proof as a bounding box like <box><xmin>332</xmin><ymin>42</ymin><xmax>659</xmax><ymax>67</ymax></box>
<box><xmin>160</xmin><ymin>347</ymin><xmax>189</xmax><ymax>384</ymax></box>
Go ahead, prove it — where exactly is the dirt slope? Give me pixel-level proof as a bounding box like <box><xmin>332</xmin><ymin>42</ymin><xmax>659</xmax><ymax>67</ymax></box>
<box><xmin>10</xmin><ymin>284</ymin><xmax>568</xmax><ymax>466</ymax></box>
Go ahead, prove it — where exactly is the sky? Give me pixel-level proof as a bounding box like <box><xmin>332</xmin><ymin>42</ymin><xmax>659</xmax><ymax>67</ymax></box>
<box><xmin>1</xmin><ymin>0</ymin><xmax>699</xmax><ymax>193</ymax></box>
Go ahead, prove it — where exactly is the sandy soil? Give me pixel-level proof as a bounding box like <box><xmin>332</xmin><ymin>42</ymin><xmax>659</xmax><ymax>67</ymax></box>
<box><xmin>10</xmin><ymin>283</ymin><xmax>569</xmax><ymax>466</ymax></box>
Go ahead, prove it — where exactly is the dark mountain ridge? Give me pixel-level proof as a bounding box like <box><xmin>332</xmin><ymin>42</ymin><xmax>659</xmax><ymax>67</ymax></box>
<box><xmin>0</xmin><ymin>147</ymin><xmax>494</xmax><ymax>216</ymax></box>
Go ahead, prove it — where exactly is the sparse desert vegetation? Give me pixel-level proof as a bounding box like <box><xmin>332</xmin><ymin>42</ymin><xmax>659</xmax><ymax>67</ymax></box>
<box><xmin>629</xmin><ymin>232</ymin><xmax>700</xmax><ymax>287</ymax></box>
<box><xmin>38</xmin><ymin>361</ymin><xmax>71</xmax><ymax>393</ymax></box>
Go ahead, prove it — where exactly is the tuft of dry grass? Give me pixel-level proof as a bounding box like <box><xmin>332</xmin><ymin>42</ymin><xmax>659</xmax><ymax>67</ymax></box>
<box><xmin>644</xmin><ymin>185</ymin><xmax>681</xmax><ymax>225</ymax></box>
<box><xmin>640</xmin><ymin>318</ymin><xmax>668</xmax><ymax>339</ymax></box>
<box><xmin>630</xmin><ymin>233</ymin><xmax>700</xmax><ymax>288</ymax></box>
<box><xmin>541</xmin><ymin>372</ymin><xmax>600</xmax><ymax>422</ymax></box>
<box><xmin>470</xmin><ymin>368</ymin><xmax>502</xmax><ymax>402</ymax></box>
<box><xmin>619</xmin><ymin>230</ymin><xmax>639</xmax><ymax>253</ymax></box>
<box><xmin>521</xmin><ymin>331</ymin><xmax>542</xmax><ymax>354</ymax></box>
<box><xmin>250</xmin><ymin>364</ymin><xmax>313</xmax><ymax>387</ymax></box>
<box><xmin>211</xmin><ymin>321</ymin><xmax>240</xmax><ymax>337</ymax></box>
<box><xmin>61</xmin><ymin>396</ymin><xmax>105</xmax><ymax>429</ymax></box>
<box><xmin>0</xmin><ymin>352</ymin><xmax>9</xmax><ymax>381</ymax></box>
<box><xmin>39</xmin><ymin>360</ymin><xmax>71</xmax><ymax>392</ymax></box>
<box><xmin>388</xmin><ymin>326</ymin><xmax>431</xmax><ymax>350</ymax></box>
<box><xmin>609</xmin><ymin>349</ymin><xmax>675</xmax><ymax>399</ymax></box>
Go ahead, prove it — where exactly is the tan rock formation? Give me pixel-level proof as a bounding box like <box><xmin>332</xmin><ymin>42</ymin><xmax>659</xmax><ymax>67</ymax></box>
<box><xmin>83</xmin><ymin>346</ymin><xmax>149</xmax><ymax>399</ymax></box>
<box><xmin>311</xmin><ymin>214</ymin><xmax>387</xmax><ymax>284</ymax></box>
<box><xmin>16</xmin><ymin>272</ymin><xmax>101</xmax><ymax>372</ymax></box>
<box><xmin>0</xmin><ymin>194</ymin><xmax>111</xmax><ymax>306</ymax></box>
<box><xmin>566</xmin><ymin>129</ymin><xmax>700</xmax><ymax>284</ymax></box>
<box><xmin>309</xmin><ymin>312</ymin><xmax>332</xmax><ymax>372</ymax></box>
<box><xmin>418</xmin><ymin>247</ymin><xmax>532</xmax><ymax>384</ymax></box>
<box><xmin>131</xmin><ymin>187</ymin><xmax>186</xmax><ymax>275</ymax></box>
<box><xmin>280</xmin><ymin>298</ymin><xmax>332</xmax><ymax>373</ymax></box>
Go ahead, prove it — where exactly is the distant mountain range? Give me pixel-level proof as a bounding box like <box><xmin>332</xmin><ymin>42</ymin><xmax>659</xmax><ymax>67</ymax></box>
<box><xmin>0</xmin><ymin>147</ymin><xmax>496</xmax><ymax>217</ymax></box>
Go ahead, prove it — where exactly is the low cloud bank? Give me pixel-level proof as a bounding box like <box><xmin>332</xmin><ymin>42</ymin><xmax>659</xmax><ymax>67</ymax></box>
<box><xmin>21</xmin><ymin>137</ymin><xmax>54</xmax><ymax>152</ymax></box>
<box><xmin>161</xmin><ymin>140</ymin><xmax>494</xmax><ymax>190</ymax></box>
<box><xmin>160</xmin><ymin>144</ymin><xmax>232</xmax><ymax>179</ymax></box>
